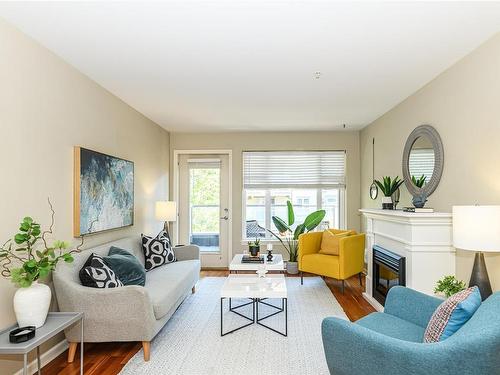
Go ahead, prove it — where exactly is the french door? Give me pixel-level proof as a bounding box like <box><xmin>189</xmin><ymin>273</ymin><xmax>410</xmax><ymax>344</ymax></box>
<box><xmin>178</xmin><ymin>154</ymin><xmax>230</xmax><ymax>268</ymax></box>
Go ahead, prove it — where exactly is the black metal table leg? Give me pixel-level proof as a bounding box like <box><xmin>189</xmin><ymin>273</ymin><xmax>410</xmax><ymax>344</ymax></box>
<box><xmin>256</xmin><ymin>298</ymin><xmax>288</xmax><ymax>336</ymax></box>
<box><xmin>221</xmin><ymin>298</ymin><xmax>256</xmax><ymax>336</ymax></box>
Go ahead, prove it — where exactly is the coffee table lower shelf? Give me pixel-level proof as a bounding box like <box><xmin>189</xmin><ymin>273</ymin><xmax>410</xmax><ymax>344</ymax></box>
<box><xmin>220</xmin><ymin>298</ymin><xmax>288</xmax><ymax>337</ymax></box>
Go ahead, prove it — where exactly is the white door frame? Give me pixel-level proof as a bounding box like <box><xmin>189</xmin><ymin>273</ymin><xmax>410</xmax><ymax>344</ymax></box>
<box><xmin>173</xmin><ymin>149</ymin><xmax>233</xmax><ymax>267</ymax></box>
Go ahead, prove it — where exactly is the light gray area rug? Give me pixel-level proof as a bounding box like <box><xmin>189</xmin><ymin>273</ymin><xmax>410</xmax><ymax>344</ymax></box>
<box><xmin>119</xmin><ymin>276</ymin><xmax>347</xmax><ymax>375</ymax></box>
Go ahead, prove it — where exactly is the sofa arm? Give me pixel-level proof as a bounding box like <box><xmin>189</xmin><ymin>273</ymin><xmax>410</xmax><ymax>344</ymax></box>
<box><xmin>384</xmin><ymin>286</ymin><xmax>442</xmax><ymax>328</ymax></box>
<box><xmin>173</xmin><ymin>245</ymin><xmax>200</xmax><ymax>261</ymax></box>
<box><xmin>321</xmin><ymin>317</ymin><xmax>460</xmax><ymax>375</ymax></box>
<box><xmin>53</xmin><ymin>273</ymin><xmax>156</xmax><ymax>342</ymax></box>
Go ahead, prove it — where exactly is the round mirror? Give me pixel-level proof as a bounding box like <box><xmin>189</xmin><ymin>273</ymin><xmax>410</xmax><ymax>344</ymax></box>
<box><xmin>402</xmin><ymin>125</ymin><xmax>444</xmax><ymax>198</ymax></box>
<box><xmin>369</xmin><ymin>182</ymin><xmax>378</xmax><ymax>200</ymax></box>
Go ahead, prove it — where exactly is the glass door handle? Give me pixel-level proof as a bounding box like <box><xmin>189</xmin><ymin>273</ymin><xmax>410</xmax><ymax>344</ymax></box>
<box><xmin>220</xmin><ymin>208</ymin><xmax>229</xmax><ymax>220</ymax></box>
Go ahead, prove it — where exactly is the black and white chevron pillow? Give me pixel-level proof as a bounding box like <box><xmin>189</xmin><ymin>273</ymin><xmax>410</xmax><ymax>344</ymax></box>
<box><xmin>141</xmin><ymin>231</ymin><xmax>175</xmax><ymax>271</ymax></box>
<box><xmin>79</xmin><ymin>253</ymin><xmax>123</xmax><ymax>288</ymax></box>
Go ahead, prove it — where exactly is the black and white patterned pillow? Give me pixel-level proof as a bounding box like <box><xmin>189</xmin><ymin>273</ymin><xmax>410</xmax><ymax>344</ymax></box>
<box><xmin>79</xmin><ymin>253</ymin><xmax>123</xmax><ymax>288</ymax></box>
<box><xmin>141</xmin><ymin>231</ymin><xmax>176</xmax><ymax>271</ymax></box>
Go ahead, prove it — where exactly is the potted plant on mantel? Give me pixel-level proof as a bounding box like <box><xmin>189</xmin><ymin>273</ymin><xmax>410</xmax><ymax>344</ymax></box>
<box><xmin>264</xmin><ymin>201</ymin><xmax>325</xmax><ymax>274</ymax></box>
<box><xmin>374</xmin><ymin>176</ymin><xmax>404</xmax><ymax>210</ymax></box>
<box><xmin>0</xmin><ymin>200</ymin><xmax>81</xmax><ymax>328</ymax></box>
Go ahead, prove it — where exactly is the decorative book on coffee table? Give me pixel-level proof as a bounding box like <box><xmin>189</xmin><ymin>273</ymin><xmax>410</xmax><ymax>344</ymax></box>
<box><xmin>241</xmin><ymin>255</ymin><xmax>265</xmax><ymax>263</ymax></box>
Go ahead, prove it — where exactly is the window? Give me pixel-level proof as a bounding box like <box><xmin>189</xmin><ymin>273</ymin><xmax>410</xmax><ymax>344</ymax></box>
<box><xmin>242</xmin><ymin>151</ymin><xmax>346</xmax><ymax>239</ymax></box>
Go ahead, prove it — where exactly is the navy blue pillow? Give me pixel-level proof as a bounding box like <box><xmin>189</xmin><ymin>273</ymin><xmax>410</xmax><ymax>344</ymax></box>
<box><xmin>103</xmin><ymin>247</ymin><xmax>146</xmax><ymax>286</ymax></box>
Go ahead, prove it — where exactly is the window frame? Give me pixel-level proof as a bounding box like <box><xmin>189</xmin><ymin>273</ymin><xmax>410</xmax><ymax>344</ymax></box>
<box><xmin>241</xmin><ymin>187</ymin><xmax>346</xmax><ymax>242</ymax></box>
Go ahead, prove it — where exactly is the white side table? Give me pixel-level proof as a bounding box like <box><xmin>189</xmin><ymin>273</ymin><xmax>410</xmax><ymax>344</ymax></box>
<box><xmin>0</xmin><ymin>312</ymin><xmax>84</xmax><ymax>375</ymax></box>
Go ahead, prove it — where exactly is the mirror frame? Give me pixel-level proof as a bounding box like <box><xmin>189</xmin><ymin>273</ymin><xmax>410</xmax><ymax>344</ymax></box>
<box><xmin>369</xmin><ymin>182</ymin><xmax>378</xmax><ymax>200</ymax></box>
<box><xmin>402</xmin><ymin>124</ymin><xmax>444</xmax><ymax>198</ymax></box>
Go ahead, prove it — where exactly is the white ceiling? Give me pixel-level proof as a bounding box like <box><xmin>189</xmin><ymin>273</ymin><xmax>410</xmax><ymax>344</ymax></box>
<box><xmin>1</xmin><ymin>1</ymin><xmax>500</xmax><ymax>132</ymax></box>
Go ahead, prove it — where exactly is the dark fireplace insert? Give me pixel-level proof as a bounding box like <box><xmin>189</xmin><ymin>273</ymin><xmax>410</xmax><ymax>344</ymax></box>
<box><xmin>372</xmin><ymin>245</ymin><xmax>406</xmax><ymax>306</ymax></box>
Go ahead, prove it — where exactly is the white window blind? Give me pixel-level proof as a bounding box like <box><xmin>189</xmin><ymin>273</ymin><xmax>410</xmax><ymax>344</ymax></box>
<box><xmin>408</xmin><ymin>149</ymin><xmax>435</xmax><ymax>180</ymax></box>
<box><xmin>243</xmin><ymin>151</ymin><xmax>346</xmax><ymax>189</ymax></box>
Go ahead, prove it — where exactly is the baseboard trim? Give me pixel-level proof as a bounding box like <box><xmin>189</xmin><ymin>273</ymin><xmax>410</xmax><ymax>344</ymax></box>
<box><xmin>362</xmin><ymin>292</ymin><xmax>384</xmax><ymax>312</ymax></box>
<box><xmin>13</xmin><ymin>339</ymin><xmax>68</xmax><ymax>375</ymax></box>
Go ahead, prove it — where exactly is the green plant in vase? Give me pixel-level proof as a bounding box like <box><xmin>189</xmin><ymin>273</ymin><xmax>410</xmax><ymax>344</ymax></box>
<box><xmin>374</xmin><ymin>176</ymin><xmax>404</xmax><ymax>210</ymax></box>
<box><xmin>434</xmin><ymin>275</ymin><xmax>467</xmax><ymax>298</ymax></box>
<box><xmin>0</xmin><ymin>200</ymin><xmax>82</xmax><ymax>328</ymax></box>
<box><xmin>263</xmin><ymin>200</ymin><xmax>325</xmax><ymax>274</ymax></box>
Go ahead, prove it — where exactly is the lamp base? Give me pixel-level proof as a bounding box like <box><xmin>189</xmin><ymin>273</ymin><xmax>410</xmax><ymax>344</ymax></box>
<box><xmin>163</xmin><ymin>222</ymin><xmax>172</xmax><ymax>244</ymax></box>
<box><xmin>469</xmin><ymin>252</ymin><xmax>493</xmax><ymax>301</ymax></box>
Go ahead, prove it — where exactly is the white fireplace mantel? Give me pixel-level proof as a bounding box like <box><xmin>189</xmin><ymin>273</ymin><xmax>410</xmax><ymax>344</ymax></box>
<box><xmin>360</xmin><ymin>209</ymin><xmax>454</xmax><ymax>311</ymax></box>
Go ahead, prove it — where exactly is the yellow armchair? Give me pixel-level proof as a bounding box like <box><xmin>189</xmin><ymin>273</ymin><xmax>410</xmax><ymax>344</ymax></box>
<box><xmin>298</xmin><ymin>229</ymin><xmax>366</xmax><ymax>293</ymax></box>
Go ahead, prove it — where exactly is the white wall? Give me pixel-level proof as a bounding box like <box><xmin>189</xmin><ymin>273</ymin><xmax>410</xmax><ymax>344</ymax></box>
<box><xmin>0</xmin><ymin>18</ymin><xmax>169</xmax><ymax>373</ymax></box>
<box><xmin>170</xmin><ymin>131</ymin><xmax>361</xmax><ymax>259</ymax></box>
<box><xmin>360</xmin><ymin>32</ymin><xmax>500</xmax><ymax>291</ymax></box>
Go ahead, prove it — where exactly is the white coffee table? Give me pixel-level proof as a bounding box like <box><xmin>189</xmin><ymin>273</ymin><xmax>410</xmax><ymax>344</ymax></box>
<box><xmin>220</xmin><ymin>274</ymin><xmax>288</xmax><ymax>336</ymax></box>
<box><xmin>229</xmin><ymin>253</ymin><xmax>285</xmax><ymax>273</ymax></box>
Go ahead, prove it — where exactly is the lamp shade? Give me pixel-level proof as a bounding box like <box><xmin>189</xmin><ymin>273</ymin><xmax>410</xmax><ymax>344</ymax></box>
<box><xmin>155</xmin><ymin>201</ymin><xmax>177</xmax><ymax>222</ymax></box>
<box><xmin>452</xmin><ymin>205</ymin><xmax>500</xmax><ymax>252</ymax></box>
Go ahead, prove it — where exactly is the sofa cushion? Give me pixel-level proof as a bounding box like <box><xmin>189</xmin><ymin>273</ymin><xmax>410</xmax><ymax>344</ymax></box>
<box><xmin>145</xmin><ymin>259</ymin><xmax>200</xmax><ymax>319</ymax></box>
<box><xmin>141</xmin><ymin>231</ymin><xmax>176</xmax><ymax>271</ymax></box>
<box><xmin>79</xmin><ymin>253</ymin><xmax>124</xmax><ymax>289</ymax></box>
<box><xmin>103</xmin><ymin>246</ymin><xmax>146</xmax><ymax>286</ymax></box>
<box><xmin>357</xmin><ymin>312</ymin><xmax>425</xmax><ymax>343</ymax></box>
<box><xmin>424</xmin><ymin>286</ymin><xmax>481</xmax><ymax>343</ymax></box>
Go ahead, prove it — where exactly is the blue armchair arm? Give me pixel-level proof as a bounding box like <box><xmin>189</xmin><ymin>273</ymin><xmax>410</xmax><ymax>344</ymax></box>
<box><xmin>321</xmin><ymin>317</ymin><xmax>487</xmax><ymax>375</ymax></box>
<box><xmin>384</xmin><ymin>286</ymin><xmax>442</xmax><ymax>328</ymax></box>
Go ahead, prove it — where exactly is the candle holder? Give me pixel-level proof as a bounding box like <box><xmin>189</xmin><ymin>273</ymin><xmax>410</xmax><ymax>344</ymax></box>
<box><xmin>266</xmin><ymin>243</ymin><xmax>273</xmax><ymax>261</ymax></box>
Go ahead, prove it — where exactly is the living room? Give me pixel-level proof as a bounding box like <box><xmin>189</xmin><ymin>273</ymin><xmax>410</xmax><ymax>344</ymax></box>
<box><xmin>0</xmin><ymin>2</ymin><xmax>499</xmax><ymax>374</ymax></box>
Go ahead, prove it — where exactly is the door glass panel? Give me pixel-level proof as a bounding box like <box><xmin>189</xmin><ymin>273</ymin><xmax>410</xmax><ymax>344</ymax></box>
<box><xmin>189</xmin><ymin>163</ymin><xmax>220</xmax><ymax>252</ymax></box>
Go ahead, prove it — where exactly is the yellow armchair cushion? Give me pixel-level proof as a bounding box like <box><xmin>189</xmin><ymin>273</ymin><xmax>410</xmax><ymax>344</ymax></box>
<box><xmin>301</xmin><ymin>253</ymin><xmax>340</xmax><ymax>279</ymax></box>
<box><xmin>319</xmin><ymin>230</ymin><xmax>353</xmax><ymax>256</ymax></box>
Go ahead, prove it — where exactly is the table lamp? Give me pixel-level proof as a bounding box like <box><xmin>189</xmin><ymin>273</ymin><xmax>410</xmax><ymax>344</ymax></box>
<box><xmin>453</xmin><ymin>205</ymin><xmax>500</xmax><ymax>300</ymax></box>
<box><xmin>155</xmin><ymin>201</ymin><xmax>177</xmax><ymax>243</ymax></box>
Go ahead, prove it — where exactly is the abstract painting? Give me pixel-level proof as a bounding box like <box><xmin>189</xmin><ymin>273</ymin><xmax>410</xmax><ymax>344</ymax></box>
<box><xmin>74</xmin><ymin>147</ymin><xmax>134</xmax><ymax>236</ymax></box>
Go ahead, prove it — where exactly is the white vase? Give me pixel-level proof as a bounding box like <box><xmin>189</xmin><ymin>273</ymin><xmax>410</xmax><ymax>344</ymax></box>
<box><xmin>13</xmin><ymin>281</ymin><xmax>51</xmax><ymax>328</ymax></box>
<box><xmin>382</xmin><ymin>196</ymin><xmax>394</xmax><ymax>210</ymax></box>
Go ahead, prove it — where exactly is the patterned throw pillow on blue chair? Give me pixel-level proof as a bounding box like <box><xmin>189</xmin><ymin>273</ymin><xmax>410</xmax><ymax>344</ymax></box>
<box><xmin>424</xmin><ymin>286</ymin><xmax>482</xmax><ymax>343</ymax></box>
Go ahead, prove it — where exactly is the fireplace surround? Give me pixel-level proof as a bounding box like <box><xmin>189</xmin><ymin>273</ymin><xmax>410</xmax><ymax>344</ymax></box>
<box><xmin>360</xmin><ymin>209</ymin><xmax>454</xmax><ymax>311</ymax></box>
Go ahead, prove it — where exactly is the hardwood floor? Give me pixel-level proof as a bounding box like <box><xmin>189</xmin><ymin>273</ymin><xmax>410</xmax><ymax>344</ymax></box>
<box><xmin>42</xmin><ymin>271</ymin><xmax>375</xmax><ymax>375</ymax></box>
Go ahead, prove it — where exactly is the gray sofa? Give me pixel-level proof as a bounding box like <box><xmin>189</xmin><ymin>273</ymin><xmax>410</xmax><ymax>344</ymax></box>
<box><xmin>53</xmin><ymin>237</ymin><xmax>200</xmax><ymax>362</ymax></box>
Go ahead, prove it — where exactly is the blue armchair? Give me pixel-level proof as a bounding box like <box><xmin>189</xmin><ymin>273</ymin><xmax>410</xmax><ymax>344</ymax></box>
<box><xmin>322</xmin><ymin>286</ymin><xmax>500</xmax><ymax>375</ymax></box>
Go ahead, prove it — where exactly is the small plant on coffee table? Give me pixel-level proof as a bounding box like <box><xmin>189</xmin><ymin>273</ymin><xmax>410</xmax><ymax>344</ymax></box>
<box><xmin>248</xmin><ymin>238</ymin><xmax>261</xmax><ymax>256</ymax></box>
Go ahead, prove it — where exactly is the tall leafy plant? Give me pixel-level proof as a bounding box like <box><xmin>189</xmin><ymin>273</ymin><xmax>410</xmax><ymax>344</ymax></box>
<box><xmin>264</xmin><ymin>201</ymin><xmax>325</xmax><ymax>262</ymax></box>
<box><xmin>374</xmin><ymin>176</ymin><xmax>404</xmax><ymax>197</ymax></box>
